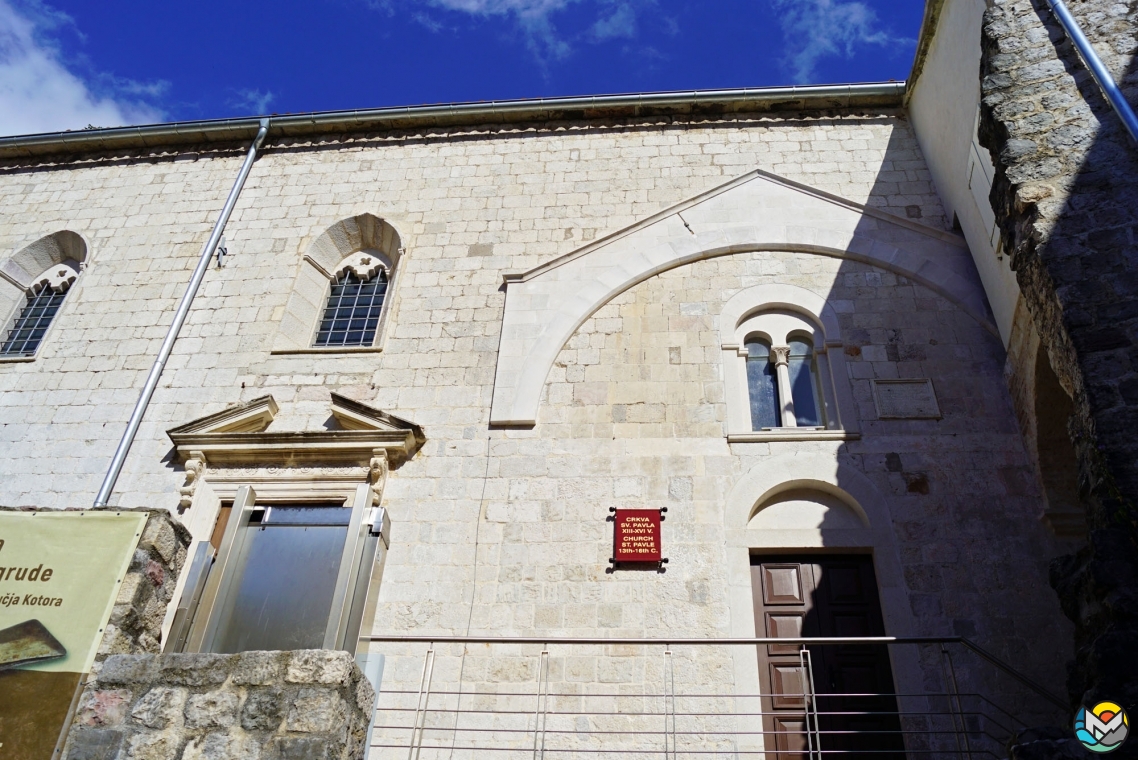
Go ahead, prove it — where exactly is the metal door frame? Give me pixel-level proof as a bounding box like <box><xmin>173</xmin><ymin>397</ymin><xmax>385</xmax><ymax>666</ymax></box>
<box><xmin>182</xmin><ymin>484</ymin><xmax>387</xmax><ymax>653</ymax></box>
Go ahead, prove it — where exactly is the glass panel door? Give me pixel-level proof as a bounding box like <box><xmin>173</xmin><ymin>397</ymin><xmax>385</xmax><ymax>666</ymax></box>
<box><xmin>212</xmin><ymin>506</ymin><xmax>351</xmax><ymax>653</ymax></box>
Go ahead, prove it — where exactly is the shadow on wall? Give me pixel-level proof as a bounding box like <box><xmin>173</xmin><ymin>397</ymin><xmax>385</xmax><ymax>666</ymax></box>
<box><xmin>807</xmin><ymin>124</ymin><xmax>1072</xmax><ymax>740</ymax></box>
<box><xmin>978</xmin><ymin>0</ymin><xmax>1138</xmax><ymax>733</ymax></box>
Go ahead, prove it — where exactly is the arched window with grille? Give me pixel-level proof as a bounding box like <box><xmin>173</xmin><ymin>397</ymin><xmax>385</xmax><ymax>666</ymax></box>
<box><xmin>0</xmin><ymin>232</ymin><xmax>85</xmax><ymax>361</ymax></box>
<box><xmin>314</xmin><ymin>266</ymin><xmax>389</xmax><ymax>348</ymax></box>
<box><xmin>1</xmin><ymin>279</ymin><xmax>71</xmax><ymax>356</ymax></box>
<box><xmin>270</xmin><ymin>215</ymin><xmax>403</xmax><ymax>355</ymax></box>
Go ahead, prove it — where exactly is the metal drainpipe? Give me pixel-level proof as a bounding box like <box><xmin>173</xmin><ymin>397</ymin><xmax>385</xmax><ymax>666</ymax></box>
<box><xmin>92</xmin><ymin>117</ymin><xmax>271</xmax><ymax>507</ymax></box>
<box><xmin>1043</xmin><ymin>0</ymin><xmax>1138</xmax><ymax>144</ymax></box>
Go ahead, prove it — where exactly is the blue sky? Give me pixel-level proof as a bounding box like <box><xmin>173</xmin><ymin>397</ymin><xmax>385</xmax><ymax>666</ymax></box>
<box><xmin>0</xmin><ymin>0</ymin><xmax>924</xmax><ymax>137</ymax></box>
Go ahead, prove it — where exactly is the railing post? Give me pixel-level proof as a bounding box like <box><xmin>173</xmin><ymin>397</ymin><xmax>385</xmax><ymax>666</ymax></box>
<box><xmin>940</xmin><ymin>644</ymin><xmax>973</xmax><ymax>760</ymax></box>
<box><xmin>663</xmin><ymin>646</ymin><xmax>677</xmax><ymax>760</ymax></box>
<box><xmin>407</xmin><ymin>644</ymin><xmax>435</xmax><ymax>760</ymax></box>
<box><xmin>799</xmin><ymin>647</ymin><xmax>822</xmax><ymax>760</ymax></box>
<box><xmin>532</xmin><ymin>646</ymin><xmax>550</xmax><ymax>760</ymax></box>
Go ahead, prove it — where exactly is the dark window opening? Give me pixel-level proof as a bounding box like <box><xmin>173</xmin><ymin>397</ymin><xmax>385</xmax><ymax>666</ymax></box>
<box><xmin>1</xmin><ymin>284</ymin><xmax>68</xmax><ymax>356</ymax></box>
<box><xmin>314</xmin><ymin>270</ymin><xmax>388</xmax><ymax>348</ymax></box>
<box><xmin>788</xmin><ymin>337</ymin><xmax>823</xmax><ymax>427</ymax></box>
<box><xmin>746</xmin><ymin>338</ymin><xmax>780</xmax><ymax>430</ymax></box>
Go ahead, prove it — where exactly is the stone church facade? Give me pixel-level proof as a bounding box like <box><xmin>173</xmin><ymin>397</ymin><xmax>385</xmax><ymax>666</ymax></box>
<box><xmin>1</xmin><ymin>0</ymin><xmax>1133</xmax><ymax>758</ymax></box>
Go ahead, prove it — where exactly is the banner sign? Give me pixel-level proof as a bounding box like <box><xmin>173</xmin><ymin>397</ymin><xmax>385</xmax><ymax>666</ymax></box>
<box><xmin>0</xmin><ymin>511</ymin><xmax>146</xmax><ymax>760</ymax></box>
<box><xmin>613</xmin><ymin>509</ymin><xmax>662</xmax><ymax>563</ymax></box>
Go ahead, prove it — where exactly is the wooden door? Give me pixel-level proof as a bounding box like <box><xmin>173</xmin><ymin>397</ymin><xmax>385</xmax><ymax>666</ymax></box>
<box><xmin>751</xmin><ymin>555</ymin><xmax>905</xmax><ymax>759</ymax></box>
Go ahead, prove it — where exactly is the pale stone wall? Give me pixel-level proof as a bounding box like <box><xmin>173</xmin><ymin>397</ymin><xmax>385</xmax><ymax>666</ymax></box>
<box><xmin>0</xmin><ymin>111</ymin><xmax>1073</xmax><ymax>755</ymax></box>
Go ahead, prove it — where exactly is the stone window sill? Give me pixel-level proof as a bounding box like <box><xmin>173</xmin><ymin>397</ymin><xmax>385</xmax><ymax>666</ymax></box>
<box><xmin>727</xmin><ymin>428</ymin><xmax>860</xmax><ymax>443</ymax></box>
<box><xmin>0</xmin><ymin>354</ymin><xmax>36</xmax><ymax>364</ymax></box>
<box><xmin>270</xmin><ymin>347</ymin><xmax>383</xmax><ymax>355</ymax></box>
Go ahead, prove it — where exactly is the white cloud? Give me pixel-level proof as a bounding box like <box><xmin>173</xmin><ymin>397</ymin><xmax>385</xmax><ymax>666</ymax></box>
<box><xmin>405</xmin><ymin>0</ymin><xmax>652</xmax><ymax>64</ymax></box>
<box><xmin>230</xmin><ymin>88</ymin><xmax>274</xmax><ymax>115</ymax></box>
<box><xmin>590</xmin><ymin>3</ymin><xmax>636</xmax><ymax>42</ymax></box>
<box><xmin>0</xmin><ymin>0</ymin><xmax>164</xmax><ymax>137</ymax></box>
<box><xmin>769</xmin><ymin>0</ymin><xmax>908</xmax><ymax>83</ymax></box>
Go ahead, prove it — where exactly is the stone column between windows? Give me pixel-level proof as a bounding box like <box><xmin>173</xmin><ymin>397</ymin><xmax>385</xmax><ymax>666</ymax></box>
<box><xmin>771</xmin><ymin>345</ymin><xmax>797</xmax><ymax>427</ymax></box>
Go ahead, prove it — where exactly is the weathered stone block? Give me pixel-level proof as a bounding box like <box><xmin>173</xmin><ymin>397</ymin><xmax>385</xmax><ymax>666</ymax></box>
<box><xmin>269</xmin><ymin>736</ymin><xmax>334</xmax><ymax>760</ymax></box>
<box><xmin>183</xmin><ymin>690</ymin><xmax>239</xmax><ymax>729</ymax></box>
<box><xmin>99</xmin><ymin>655</ymin><xmax>158</xmax><ymax>686</ymax></box>
<box><xmin>240</xmin><ymin>687</ymin><xmax>286</xmax><ymax>731</ymax></box>
<box><xmin>286</xmin><ymin>688</ymin><xmax>347</xmax><ymax>734</ymax></box>
<box><xmin>65</xmin><ymin>728</ymin><xmax>124</xmax><ymax>760</ymax></box>
<box><xmin>158</xmin><ymin>654</ymin><xmax>231</xmax><ymax>686</ymax></box>
<box><xmin>285</xmin><ymin>650</ymin><xmax>353</xmax><ymax>687</ymax></box>
<box><xmin>232</xmin><ymin>651</ymin><xmax>286</xmax><ymax>685</ymax></box>
<box><xmin>130</xmin><ymin>686</ymin><xmax>187</xmax><ymax>730</ymax></box>
<box><xmin>76</xmin><ymin>689</ymin><xmax>133</xmax><ymax>727</ymax></box>
<box><xmin>124</xmin><ymin>730</ymin><xmax>181</xmax><ymax>760</ymax></box>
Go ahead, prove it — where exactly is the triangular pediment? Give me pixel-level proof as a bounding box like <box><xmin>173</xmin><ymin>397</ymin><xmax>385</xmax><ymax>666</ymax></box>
<box><xmin>167</xmin><ymin>394</ymin><xmax>423</xmax><ymax>467</ymax></box>
<box><xmin>166</xmin><ymin>395</ymin><xmax>279</xmax><ymax>435</ymax></box>
<box><xmin>505</xmin><ymin>167</ymin><xmax>967</xmax><ymax>284</ymax></box>
<box><xmin>330</xmin><ymin>393</ymin><xmax>423</xmax><ymax>441</ymax></box>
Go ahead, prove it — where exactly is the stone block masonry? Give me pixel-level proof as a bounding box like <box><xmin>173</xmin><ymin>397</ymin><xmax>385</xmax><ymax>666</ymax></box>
<box><xmin>979</xmin><ymin>0</ymin><xmax>1138</xmax><ymax>748</ymax></box>
<box><xmin>64</xmin><ymin>650</ymin><xmax>376</xmax><ymax>760</ymax></box>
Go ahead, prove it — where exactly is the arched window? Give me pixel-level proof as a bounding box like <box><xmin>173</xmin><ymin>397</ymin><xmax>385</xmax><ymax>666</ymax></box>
<box><xmin>745</xmin><ymin>337</ymin><xmax>780</xmax><ymax>430</ymax></box>
<box><xmin>1</xmin><ymin>279</ymin><xmax>71</xmax><ymax>356</ymax></box>
<box><xmin>314</xmin><ymin>268</ymin><xmax>389</xmax><ymax>348</ymax></box>
<box><xmin>787</xmin><ymin>335</ymin><xmax>823</xmax><ymax>427</ymax></box>
<box><xmin>0</xmin><ymin>232</ymin><xmax>85</xmax><ymax>361</ymax></box>
<box><xmin>270</xmin><ymin>214</ymin><xmax>402</xmax><ymax>354</ymax></box>
<box><xmin>720</xmin><ymin>285</ymin><xmax>859</xmax><ymax>442</ymax></box>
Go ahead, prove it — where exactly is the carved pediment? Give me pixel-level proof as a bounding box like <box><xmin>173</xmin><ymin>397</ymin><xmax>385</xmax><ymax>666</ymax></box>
<box><xmin>167</xmin><ymin>395</ymin><xmax>279</xmax><ymax>435</ymax></box>
<box><xmin>167</xmin><ymin>394</ymin><xmax>424</xmax><ymax>468</ymax></box>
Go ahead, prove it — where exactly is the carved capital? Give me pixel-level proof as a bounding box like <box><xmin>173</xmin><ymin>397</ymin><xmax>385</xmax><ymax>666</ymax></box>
<box><xmin>771</xmin><ymin>346</ymin><xmax>791</xmax><ymax>366</ymax></box>
<box><xmin>178</xmin><ymin>451</ymin><xmax>207</xmax><ymax>512</ymax></box>
<box><xmin>368</xmin><ymin>450</ymin><xmax>389</xmax><ymax>506</ymax></box>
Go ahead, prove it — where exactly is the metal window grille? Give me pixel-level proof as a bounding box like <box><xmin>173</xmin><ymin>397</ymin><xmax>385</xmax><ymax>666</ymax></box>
<box><xmin>1</xmin><ymin>284</ymin><xmax>68</xmax><ymax>356</ymax></box>
<box><xmin>314</xmin><ymin>270</ymin><xmax>387</xmax><ymax>348</ymax></box>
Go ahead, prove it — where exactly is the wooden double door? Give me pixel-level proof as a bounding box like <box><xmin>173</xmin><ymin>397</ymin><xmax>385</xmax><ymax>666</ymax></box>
<box><xmin>751</xmin><ymin>554</ymin><xmax>905</xmax><ymax>759</ymax></box>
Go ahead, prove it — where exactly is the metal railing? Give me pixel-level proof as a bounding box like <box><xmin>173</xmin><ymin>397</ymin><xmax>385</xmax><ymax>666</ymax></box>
<box><xmin>360</xmin><ymin>635</ymin><xmax>1068</xmax><ymax>760</ymax></box>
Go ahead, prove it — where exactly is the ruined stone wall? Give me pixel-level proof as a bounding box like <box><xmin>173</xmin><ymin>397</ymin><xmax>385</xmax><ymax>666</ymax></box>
<box><xmin>978</xmin><ymin>0</ymin><xmax>1138</xmax><ymax>737</ymax></box>
<box><xmin>65</xmin><ymin>650</ymin><xmax>375</xmax><ymax>760</ymax></box>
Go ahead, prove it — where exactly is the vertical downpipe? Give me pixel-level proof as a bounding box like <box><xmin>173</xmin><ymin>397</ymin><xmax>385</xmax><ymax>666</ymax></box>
<box><xmin>92</xmin><ymin>118</ymin><xmax>271</xmax><ymax>507</ymax></box>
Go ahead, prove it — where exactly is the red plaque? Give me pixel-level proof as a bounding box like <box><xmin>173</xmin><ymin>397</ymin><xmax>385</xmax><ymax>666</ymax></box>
<box><xmin>613</xmin><ymin>509</ymin><xmax>662</xmax><ymax>563</ymax></box>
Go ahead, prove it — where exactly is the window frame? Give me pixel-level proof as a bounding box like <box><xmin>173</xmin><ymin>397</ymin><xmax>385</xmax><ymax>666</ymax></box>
<box><xmin>270</xmin><ymin>215</ymin><xmax>404</xmax><ymax>355</ymax></box>
<box><xmin>719</xmin><ymin>285</ymin><xmax>860</xmax><ymax>443</ymax></box>
<box><xmin>313</xmin><ymin>266</ymin><xmax>391</xmax><ymax>349</ymax></box>
<box><xmin>182</xmin><ymin>484</ymin><xmax>385</xmax><ymax>654</ymax></box>
<box><xmin>0</xmin><ymin>245</ymin><xmax>85</xmax><ymax>364</ymax></box>
<box><xmin>0</xmin><ymin>280</ymin><xmax>71</xmax><ymax>358</ymax></box>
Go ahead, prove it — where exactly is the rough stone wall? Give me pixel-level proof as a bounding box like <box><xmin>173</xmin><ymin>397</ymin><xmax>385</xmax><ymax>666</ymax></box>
<box><xmin>978</xmin><ymin>0</ymin><xmax>1138</xmax><ymax>734</ymax></box>
<box><xmin>64</xmin><ymin>650</ymin><xmax>375</xmax><ymax>760</ymax></box>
